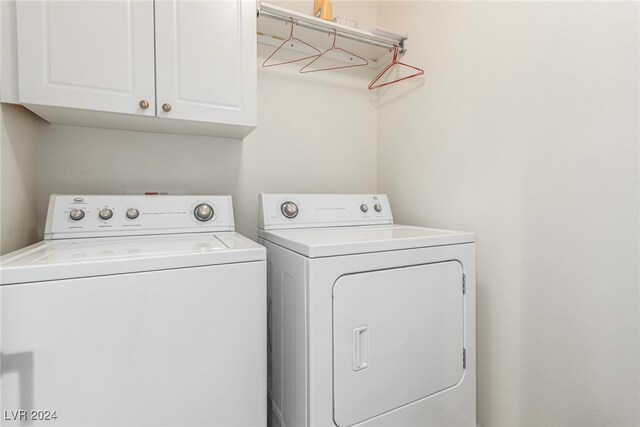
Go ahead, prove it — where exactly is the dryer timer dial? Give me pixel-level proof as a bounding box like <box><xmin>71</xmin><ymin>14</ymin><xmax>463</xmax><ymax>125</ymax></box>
<box><xmin>194</xmin><ymin>203</ymin><xmax>214</xmax><ymax>222</ymax></box>
<box><xmin>281</xmin><ymin>202</ymin><xmax>299</xmax><ymax>219</ymax></box>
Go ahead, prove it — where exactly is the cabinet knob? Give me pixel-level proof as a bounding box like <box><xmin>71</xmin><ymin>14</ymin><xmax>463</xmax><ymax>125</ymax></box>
<box><xmin>139</xmin><ymin>100</ymin><xmax>149</xmax><ymax>109</ymax></box>
<box><xmin>162</xmin><ymin>103</ymin><xmax>172</xmax><ymax>112</ymax></box>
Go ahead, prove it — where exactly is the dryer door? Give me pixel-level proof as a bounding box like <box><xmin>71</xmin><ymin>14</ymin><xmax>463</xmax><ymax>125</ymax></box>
<box><xmin>332</xmin><ymin>261</ymin><xmax>465</xmax><ymax>427</ymax></box>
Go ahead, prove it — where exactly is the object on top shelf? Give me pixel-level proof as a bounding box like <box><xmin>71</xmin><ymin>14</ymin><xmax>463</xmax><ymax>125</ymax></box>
<box><xmin>333</xmin><ymin>16</ymin><xmax>358</xmax><ymax>28</ymax></box>
<box><xmin>262</xmin><ymin>18</ymin><xmax>321</xmax><ymax>68</ymax></box>
<box><xmin>369</xmin><ymin>45</ymin><xmax>424</xmax><ymax>90</ymax></box>
<box><xmin>300</xmin><ymin>29</ymin><xmax>368</xmax><ymax>73</ymax></box>
<box><xmin>257</xmin><ymin>2</ymin><xmax>407</xmax><ymax>68</ymax></box>
<box><xmin>313</xmin><ymin>0</ymin><xmax>333</xmax><ymax>21</ymax></box>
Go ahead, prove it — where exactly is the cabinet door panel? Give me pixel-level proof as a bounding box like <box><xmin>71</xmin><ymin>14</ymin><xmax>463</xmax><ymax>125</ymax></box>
<box><xmin>16</xmin><ymin>0</ymin><xmax>155</xmax><ymax>116</ymax></box>
<box><xmin>155</xmin><ymin>0</ymin><xmax>257</xmax><ymax>126</ymax></box>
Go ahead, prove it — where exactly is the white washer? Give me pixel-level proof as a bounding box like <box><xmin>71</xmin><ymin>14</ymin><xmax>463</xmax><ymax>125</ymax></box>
<box><xmin>1</xmin><ymin>194</ymin><xmax>266</xmax><ymax>427</ymax></box>
<box><xmin>258</xmin><ymin>194</ymin><xmax>476</xmax><ymax>427</ymax></box>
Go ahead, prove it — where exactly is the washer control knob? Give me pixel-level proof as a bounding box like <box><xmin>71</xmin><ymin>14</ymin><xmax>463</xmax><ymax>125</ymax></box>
<box><xmin>281</xmin><ymin>202</ymin><xmax>299</xmax><ymax>219</ymax></box>
<box><xmin>98</xmin><ymin>208</ymin><xmax>113</xmax><ymax>220</ymax></box>
<box><xmin>69</xmin><ymin>208</ymin><xmax>85</xmax><ymax>221</ymax></box>
<box><xmin>126</xmin><ymin>208</ymin><xmax>140</xmax><ymax>220</ymax></box>
<box><xmin>374</xmin><ymin>203</ymin><xmax>382</xmax><ymax>212</ymax></box>
<box><xmin>194</xmin><ymin>203</ymin><xmax>214</xmax><ymax>222</ymax></box>
<box><xmin>360</xmin><ymin>203</ymin><xmax>369</xmax><ymax>213</ymax></box>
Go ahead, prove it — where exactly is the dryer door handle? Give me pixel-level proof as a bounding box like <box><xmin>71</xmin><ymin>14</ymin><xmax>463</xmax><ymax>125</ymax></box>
<box><xmin>353</xmin><ymin>326</ymin><xmax>369</xmax><ymax>371</ymax></box>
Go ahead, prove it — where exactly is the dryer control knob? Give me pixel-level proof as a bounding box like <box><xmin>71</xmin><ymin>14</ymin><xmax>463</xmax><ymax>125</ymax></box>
<box><xmin>69</xmin><ymin>208</ymin><xmax>85</xmax><ymax>221</ymax></box>
<box><xmin>360</xmin><ymin>204</ymin><xmax>369</xmax><ymax>213</ymax></box>
<box><xmin>194</xmin><ymin>203</ymin><xmax>214</xmax><ymax>222</ymax></box>
<box><xmin>99</xmin><ymin>208</ymin><xmax>113</xmax><ymax>220</ymax></box>
<box><xmin>374</xmin><ymin>203</ymin><xmax>382</xmax><ymax>212</ymax></box>
<box><xmin>281</xmin><ymin>202</ymin><xmax>299</xmax><ymax>219</ymax></box>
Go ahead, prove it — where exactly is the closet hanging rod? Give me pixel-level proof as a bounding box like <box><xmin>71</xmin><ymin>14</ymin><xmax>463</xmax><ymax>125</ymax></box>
<box><xmin>258</xmin><ymin>3</ymin><xmax>407</xmax><ymax>53</ymax></box>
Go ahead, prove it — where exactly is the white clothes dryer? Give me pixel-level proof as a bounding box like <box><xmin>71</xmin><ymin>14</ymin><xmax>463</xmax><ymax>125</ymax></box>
<box><xmin>258</xmin><ymin>194</ymin><xmax>476</xmax><ymax>427</ymax></box>
<box><xmin>1</xmin><ymin>194</ymin><xmax>266</xmax><ymax>427</ymax></box>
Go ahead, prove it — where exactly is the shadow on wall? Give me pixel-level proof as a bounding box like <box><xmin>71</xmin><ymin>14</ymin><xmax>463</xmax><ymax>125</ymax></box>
<box><xmin>0</xmin><ymin>104</ymin><xmax>42</xmax><ymax>254</ymax></box>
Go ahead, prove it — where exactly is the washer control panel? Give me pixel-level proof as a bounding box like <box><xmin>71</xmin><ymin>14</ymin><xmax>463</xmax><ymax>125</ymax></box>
<box><xmin>259</xmin><ymin>194</ymin><xmax>393</xmax><ymax>230</ymax></box>
<box><xmin>45</xmin><ymin>195</ymin><xmax>235</xmax><ymax>240</ymax></box>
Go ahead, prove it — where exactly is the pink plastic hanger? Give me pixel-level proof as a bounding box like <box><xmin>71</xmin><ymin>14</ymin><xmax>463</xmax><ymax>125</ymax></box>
<box><xmin>262</xmin><ymin>18</ymin><xmax>321</xmax><ymax>68</ymax></box>
<box><xmin>299</xmin><ymin>29</ymin><xmax>368</xmax><ymax>73</ymax></box>
<box><xmin>368</xmin><ymin>45</ymin><xmax>424</xmax><ymax>90</ymax></box>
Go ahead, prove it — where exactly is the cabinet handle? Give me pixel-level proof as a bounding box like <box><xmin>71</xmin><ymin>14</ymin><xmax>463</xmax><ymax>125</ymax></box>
<box><xmin>139</xmin><ymin>100</ymin><xmax>149</xmax><ymax>109</ymax></box>
<box><xmin>162</xmin><ymin>103</ymin><xmax>172</xmax><ymax>112</ymax></box>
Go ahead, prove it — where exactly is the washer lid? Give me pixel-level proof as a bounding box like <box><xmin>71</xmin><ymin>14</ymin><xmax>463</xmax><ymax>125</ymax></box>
<box><xmin>258</xmin><ymin>224</ymin><xmax>474</xmax><ymax>258</ymax></box>
<box><xmin>0</xmin><ymin>232</ymin><xmax>265</xmax><ymax>285</ymax></box>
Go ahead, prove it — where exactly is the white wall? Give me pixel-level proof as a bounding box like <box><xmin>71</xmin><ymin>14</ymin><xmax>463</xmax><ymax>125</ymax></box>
<box><xmin>0</xmin><ymin>104</ymin><xmax>41</xmax><ymax>255</ymax></box>
<box><xmin>377</xmin><ymin>2</ymin><xmax>639</xmax><ymax>426</ymax></box>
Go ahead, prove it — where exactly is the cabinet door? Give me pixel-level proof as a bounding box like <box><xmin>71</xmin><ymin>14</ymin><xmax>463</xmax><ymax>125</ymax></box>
<box><xmin>155</xmin><ymin>0</ymin><xmax>257</xmax><ymax>126</ymax></box>
<box><xmin>16</xmin><ymin>0</ymin><xmax>155</xmax><ymax>116</ymax></box>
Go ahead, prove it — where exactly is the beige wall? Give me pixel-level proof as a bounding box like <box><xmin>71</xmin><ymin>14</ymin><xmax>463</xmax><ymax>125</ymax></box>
<box><xmin>35</xmin><ymin>41</ymin><xmax>378</xmax><ymax>241</ymax></box>
<box><xmin>377</xmin><ymin>2</ymin><xmax>639</xmax><ymax>426</ymax></box>
<box><xmin>0</xmin><ymin>104</ymin><xmax>40</xmax><ymax>255</ymax></box>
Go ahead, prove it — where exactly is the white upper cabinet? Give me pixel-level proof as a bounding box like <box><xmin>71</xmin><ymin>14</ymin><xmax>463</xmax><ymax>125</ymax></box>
<box><xmin>16</xmin><ymin>1</ymin><xmax>155</xmax><ymax>116</ymax></box>
<box><xmin>7</xmin><ymin>0</ymin><xmax>257</xmax><ymax>139</ymax></box>
<box><xmin>155</xmin><ymin>0</ymin><xmax>256</xmax><ymax>127</ymax></box>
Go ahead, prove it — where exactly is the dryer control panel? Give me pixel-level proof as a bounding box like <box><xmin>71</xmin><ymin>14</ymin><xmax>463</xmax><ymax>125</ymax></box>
<box><xmin>44</xmin><ymin>194</ymin><xmax>235</xmax><ymax>239</ymax></box>
<box><xmin>259</xmin><ymin>194</ymin><xmax>393</xmax><ymax>230</ymax></box>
